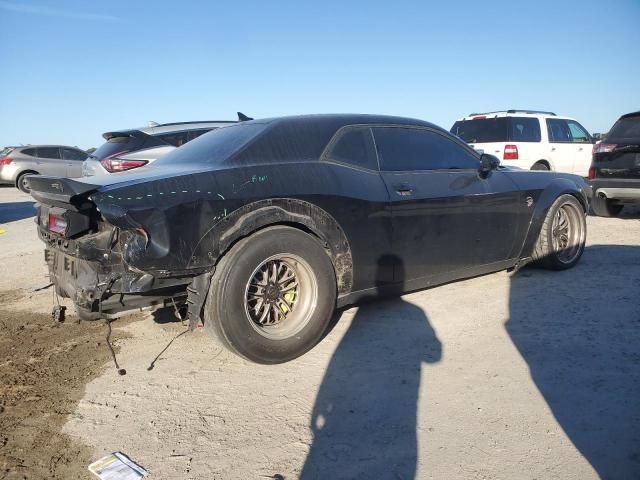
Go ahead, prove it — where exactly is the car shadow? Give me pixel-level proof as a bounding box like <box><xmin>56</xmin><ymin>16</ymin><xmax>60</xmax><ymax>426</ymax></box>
<box><xmin>0</xmin><ymin>201</ymin><xmax>35</xmax><ymax>223</ymax></box>
<box><xmin>301</xmin><ymin>255</ymin><xmax>442</xmax><ymax>480</ymax></box>
<box><xmin>507</xmin><ymin>245</ymin><xmax>640</xmax><ymax>479</ymax></box>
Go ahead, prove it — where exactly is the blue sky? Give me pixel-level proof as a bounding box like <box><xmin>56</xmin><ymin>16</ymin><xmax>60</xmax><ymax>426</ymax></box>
<box><xmin>1</xmin><ymin>0</ymin><xmax>638</xmax><ymax>149</ymax></box>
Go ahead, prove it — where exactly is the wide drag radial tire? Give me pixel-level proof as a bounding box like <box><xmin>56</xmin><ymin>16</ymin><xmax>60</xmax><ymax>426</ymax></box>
<box><xmin>531</xmin><ymin>194</ymin><xmax>587</xmax><ymax>270</ymax></box>
<box><xmin>590</xmin><ymin>196</ymin><xmax>624</xmax><ymax>217</ymax></box>
<box><xmin>204</xmin><ymin>226</ymin><xmax>337</xmax><ymax>364</ymax></box>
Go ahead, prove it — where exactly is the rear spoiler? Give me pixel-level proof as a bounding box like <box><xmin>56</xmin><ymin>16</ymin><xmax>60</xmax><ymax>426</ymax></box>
<box><xmin>27</xmin><ymin>176</ymin><xmax>99</xmax><ymax>210</ymax></box>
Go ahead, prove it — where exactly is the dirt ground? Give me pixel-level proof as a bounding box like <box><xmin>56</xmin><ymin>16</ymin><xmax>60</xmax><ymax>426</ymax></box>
<box><xmin>1</xmin><ymin>185</ymin><xmax>639</xmax><ymax>480</ymax></box>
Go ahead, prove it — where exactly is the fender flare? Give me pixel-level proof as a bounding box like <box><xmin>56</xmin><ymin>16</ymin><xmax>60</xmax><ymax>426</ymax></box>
<box><xmin>189</xmin><ymin>198</ymin><xmax>354</xmax><ymax>295</ymax></box>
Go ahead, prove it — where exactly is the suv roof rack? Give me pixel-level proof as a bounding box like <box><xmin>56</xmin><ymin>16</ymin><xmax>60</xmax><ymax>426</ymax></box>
<box><xmin>468</xmin><ymin>110</ymin><xmax>556</xmax><ymax>116</ymax></box>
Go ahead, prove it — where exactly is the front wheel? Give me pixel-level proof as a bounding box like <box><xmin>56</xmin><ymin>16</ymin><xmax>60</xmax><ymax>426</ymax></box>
<box><xmin>204</xmin><ymin>226</ymin><xmax>337</xmax><ymax>364</ymax></box>
<box><xmin>531</xmin><ymin>194</ymin><xmax>586</xmax><ymax>270</ymax></box>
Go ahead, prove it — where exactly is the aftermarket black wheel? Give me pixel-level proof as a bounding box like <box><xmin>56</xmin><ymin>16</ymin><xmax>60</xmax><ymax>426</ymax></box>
<box><xmin>591</xmin><ymin>196</ymin><xmax>623</xmax><ymax>217</ymax></box>
<box><xmin>531</xmin><ymin>194</ymin><xmax>586</xmax><ymax>270</ymax></box>
<box><xmin>204</xmin><ymin>226</ymin><xmax>337</xmax><ymax>364</ymax></box>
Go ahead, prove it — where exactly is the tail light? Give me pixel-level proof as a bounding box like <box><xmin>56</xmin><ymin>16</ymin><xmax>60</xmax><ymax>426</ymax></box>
<box><xmin>503</xmin><ymin>144</ymin><xmax>519</xmax><ymax>160</ymax></box>
<box><xmin>99</xmin><ymin>151</ymin><xmax>147</xmax><ymax>173</ymax></box>
<box><xmin>48</xmin><ymin>212</ymin><xmax>68</xmax><ymax>235</ymax></box>
<box><xmin>593</xmin><ymin>143</ymin><xmax>617</xmax><ymax>154</ymax></box>
<box><xmin>588</xmin><ymin>167</ymin><xmax>597</xmax><ymax>179</ymax></box>
<box><xmin>0</xmin><ymin>157</ymin><xmax>13</xmax><ymax>166</ymax></box>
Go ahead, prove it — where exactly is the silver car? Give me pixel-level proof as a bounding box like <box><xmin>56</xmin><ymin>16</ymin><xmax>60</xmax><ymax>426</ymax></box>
<box><xmin>0</xmin><ymin>145</ymin><xmax>88</xmax><ymax>193</ymax></box>
<box><xmin>82</xmin><ymin>120</ymin><xmax>236</xmax><ymax>177</ymax></box>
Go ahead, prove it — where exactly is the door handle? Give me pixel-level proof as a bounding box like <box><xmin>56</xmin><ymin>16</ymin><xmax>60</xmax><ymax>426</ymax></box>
<box><xmin>394</xmin><ymin>183</ymin><xmax>414</xmax><ymax>196</ymax></box>
<box><xmin>551</xmin><ymin>147</ymin><xmax>556</xmax><ymax>152</ymax></box>
<box><xmin>578</xmin><ymin>147</ymin><xmax>584</xmax><ymax>151</ymax></box>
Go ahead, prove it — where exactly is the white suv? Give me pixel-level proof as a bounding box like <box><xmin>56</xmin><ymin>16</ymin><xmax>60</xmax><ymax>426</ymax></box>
<box><xmin>450</xmin><ymin>110</ymin><xmax>594</xmax><ymax>176</ymax></box>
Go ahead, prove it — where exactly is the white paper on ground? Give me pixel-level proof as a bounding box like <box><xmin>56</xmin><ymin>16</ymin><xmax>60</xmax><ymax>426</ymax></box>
<box><xmin>88</xmin><ymin>452</ymin><xmax>148</xmax><ymax>479</ymax></box>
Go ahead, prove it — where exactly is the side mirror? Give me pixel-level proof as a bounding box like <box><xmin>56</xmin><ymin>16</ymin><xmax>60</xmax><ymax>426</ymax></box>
<box><xmin>479</xmin><ymin>153</ymin><xmax>500</xmax><ymax>177</ymax></box>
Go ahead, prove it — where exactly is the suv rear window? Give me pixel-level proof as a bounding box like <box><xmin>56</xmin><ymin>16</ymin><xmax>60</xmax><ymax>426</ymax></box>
<box><xmin>608</xmin><ymin>116</ymin><xmax>640</xmax><ymax>140</ymax></box>
<box><xmin>91</xmin><ymin>131</ymin><xmax>166</xmax><ymax>160</ymax></box>
<box><xmin>450</xmin><ymin>118</ymin><xmax>508</xmax><ymax>143</ymax></box>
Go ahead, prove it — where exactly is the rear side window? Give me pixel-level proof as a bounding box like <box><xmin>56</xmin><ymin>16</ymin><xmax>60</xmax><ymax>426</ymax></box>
<box><xmin>324</xmin><ymin>127</ymin><xmax>377</xmax><ymax>170</ymax></box>
<box><xmin>450</xmin><ymin>118</ymin><xmax>509</xmax><ymax>143</ymax></box>
<box><xmin>36</xmin><ymin>147</ymin><xmax>61</xmax><ymax>159</ymax></box>
<box><xmin>21</xmin><ymin>148</ymin><xmax>36</xmax><ymax>157</ymax></box>
<box><xmin>374</xmin><ymin>127</ymin><xmax>479</xmax><ymax>171</ymax></box>
<box><xmin>154</xmin><ymin>123</ymin><xmax>268</xmax><ymax>166</ymax></box>
<box><xmin>510</xmin><ymin>117</ymin><xmax>541</xmax><ymax>142</ymax></box>
<box><xmin>607</xmin><ymin>116</ymin><xmax>640</xmax><ymax>140</ymax></box>
<box><xmin>63</xmin><ymin>148</ymin><xmax>87</xmax><ymax>161</ymax></box>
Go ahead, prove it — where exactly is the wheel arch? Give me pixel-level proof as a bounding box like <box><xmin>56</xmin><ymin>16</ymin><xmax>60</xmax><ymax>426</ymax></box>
<box><xmin>192</xmin><ymin>198</ymin><xmax>354</xmax><ymax>295</ymax></box>
<box><xmin>15</xmin><ymin>169</ymin><xmax>39</xmax><ymax>185</ymax></box>
<box><xmin>518</xmin><ymin>179</ymin><xmax>588</xmax><ymax>260</ymax></box>
<box><xmin>531</xmin><ymin>159</ymin><xmax>551</xmax><ymax>170</ymax></box>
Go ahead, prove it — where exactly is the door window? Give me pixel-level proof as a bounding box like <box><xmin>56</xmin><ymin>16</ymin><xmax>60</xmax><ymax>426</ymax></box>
<box><xmin>325</xmin><ymin>127</ymin><xmax>377</xmax><ymax>170</ymax></box>
<box><xmin>36</xmin><ymin>147</ymin><xmax>61</xmax><ymax>159</ymax></box>
<box><xmin>374</xmin><ymin>127</ymin><xmax>479</xmax><ymax>171</ymax></box>
<box><xmin>510</xmin><ymin>117</ymin><xmax>541</xmax><ymax>142</ymax></box>
<box><xmin>62</xmin><ymin>148</ymin><xmax>88</xmax><ymax>161</ymax></box>
<box><xmin>566</xmin><ymin>121</ymin><xmax>591</xmax><ymax>143</ymax></box>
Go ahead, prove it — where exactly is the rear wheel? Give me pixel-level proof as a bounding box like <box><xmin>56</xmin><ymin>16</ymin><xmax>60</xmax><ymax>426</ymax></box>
<box><xmin>531</xmin><ymin>162</ymin><xmax>550</xmax><ymax>171</ymax></box>
<box><xmin>204</xmin><ymin>226</ymin><xmax>337</xmax><ymax>364</ymax></box>
<box><xmin>531</xmin><ymin>194</ymin><xmax>586</xmax><ymax>270</ymax></box>
<box><xmin>16</xmin><ymin>172</ymin><xmax>36</xmax><ymax>193</ymax></box>
<box><xmin>591</xmin><ymin>196</ymin><xmax>624</xmax><ymax>217</ymax></box>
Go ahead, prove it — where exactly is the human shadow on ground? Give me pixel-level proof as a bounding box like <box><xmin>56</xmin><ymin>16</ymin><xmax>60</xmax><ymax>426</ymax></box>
<box><xmin>301</xmin><ymin>255</ymin><xmax>442</xmax><ymax>480</ymax></box>
<box><xmin>0</xmin><ymin>201</ymin><xmax>35</xmax><ymax>223</ymax></box>
<box><xmin>507</xmin><ymin>245</ymin><xmax>640</xmax><ymax>479</ymax></box>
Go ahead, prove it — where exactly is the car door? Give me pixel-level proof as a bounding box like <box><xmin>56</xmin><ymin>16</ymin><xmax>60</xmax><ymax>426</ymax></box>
<box><xmin>373</xmin><ymin>126</ymin><xmax>523</xmax><ymax>283</ymax></box>
<box><xmin>35</xmin><ymin>147</ymin><xmax>66</xmax><ymax>176</ymax></box>
<box><xmin>62</xmin><ymin>148</ymin><xmax>88</xmax><ymax>177</ymax></box>
<box><xmin>565</xmin><ymin>120</ymin><xmax>593</xmax><ymax>176</ymax></box>
<box><xmin>546</xmin><ymin>119</ymin><xmax>579</xmax><ymax>174</ymax></box>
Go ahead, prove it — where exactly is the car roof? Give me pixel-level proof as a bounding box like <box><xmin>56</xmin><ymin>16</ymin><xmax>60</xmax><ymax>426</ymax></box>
<box><xmin>456</xmin><ymin>110</ymin><xmax>576</xmax><ymax>122</ymax></box>
<box><xmin>620</xmin><ymin>111</ymin><xmax>640</xmax><ymax>120</ymax></box>
<box><xmin>15</xmin><ymin>145</ymin><xmax>84</xmax><ymax>150</ymax></box>
<box><xmin>249</xmin><ymin>113</ymin><xmax>440</xmax><ymax>130</ymax></box>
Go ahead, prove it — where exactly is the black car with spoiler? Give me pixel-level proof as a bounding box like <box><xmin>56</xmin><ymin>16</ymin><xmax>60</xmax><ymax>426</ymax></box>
<box><xmin>589</xmin><ymin>111</ymin><xmax>640</xmax><ymax>216</ymax></box>
<box><xmin>28</xmin><ymin>114</ymin><xmax>590</xmax><ymax>364</ymax></box>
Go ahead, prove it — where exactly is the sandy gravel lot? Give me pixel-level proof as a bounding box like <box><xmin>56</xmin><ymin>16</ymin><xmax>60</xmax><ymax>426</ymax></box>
<box><xmin>1</xmin><ymin>185</ymin><xmax>639</xmax><ymax>480</ymax></box>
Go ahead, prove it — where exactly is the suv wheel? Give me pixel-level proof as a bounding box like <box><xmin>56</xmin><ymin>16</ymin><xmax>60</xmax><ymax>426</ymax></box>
<box><xmin>531</xmin><ymin>194</ymin><xmax>586</xmax><ymax>270</ymax></box>
<box><xmin>591</xmin><ymin>196</ymin><xmax>624</xmax><ymax>217</ymax></box>
<box><xmin>531</xmin><ymin>162</ymin><xmax>550</xmax><ymax>171</ymax></box>
<box><xmin>204</xmin><ymin>226</ymin><xmax>337</xmax><ymax>364</ymax></box>
<box><xmin>16</xmin><ymin>172</ymin><xmax>35</xmax><ymax>193</ymax></box>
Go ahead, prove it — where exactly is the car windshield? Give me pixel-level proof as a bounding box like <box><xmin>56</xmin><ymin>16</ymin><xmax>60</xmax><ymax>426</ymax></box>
<box><xmin>451</xmin><ymin>118</ymin><xmax>509</xmax><ymax>143</ymax></box>
<box><xmin>153</xmin><ymin>122</ymin><xmax>269</xmax><ymax>166</ymax></box>
<box><xmin>607</xmin><ymin>116</ymin><xmax>640</xmax><ymax>141</ymax></box>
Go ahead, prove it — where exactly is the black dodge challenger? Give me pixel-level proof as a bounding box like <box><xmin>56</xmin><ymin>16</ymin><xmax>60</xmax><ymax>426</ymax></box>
<box><xmin>28</xmin><ymin>114</ymin><xmax>589</xmax><ymax>363</ymax></box>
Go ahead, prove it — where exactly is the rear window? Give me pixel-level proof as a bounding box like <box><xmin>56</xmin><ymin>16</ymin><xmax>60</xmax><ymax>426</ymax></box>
<box><xmin>91</xmin><ymin>131</ymin><xmax>166</xmax><ymax>160</ymax></box>
<box><xmin>0</xmin><ymin>147</ymin><xmax>14</xmax><ymax>157</ymax></box>
<box><xmin>608</xmin><ymin>116</ymin><xmax>640</xmax><ymax>140</ymax></box>
<box><xmin>450</xmin><ymin>118</ymin><xmax>509</xmax><ymax>143</ymax></box>
<box><xmin>153</xmin><ymin>123</ymin><xmax>268</xmax><ymax>166</ymax></box>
